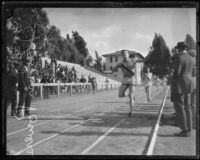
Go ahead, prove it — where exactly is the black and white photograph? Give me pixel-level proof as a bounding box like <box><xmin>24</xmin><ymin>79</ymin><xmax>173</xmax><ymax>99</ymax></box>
<box><xmin>2</xmin><ymin>1</ymin><xmax>199</xmax><ymax>158</ymax></box>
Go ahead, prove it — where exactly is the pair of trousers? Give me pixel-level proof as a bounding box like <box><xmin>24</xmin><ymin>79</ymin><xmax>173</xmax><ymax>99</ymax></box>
<box><xmin>18</xmin><ymin>90</ymin><xmax>31</xmax><ymax>114</ymax></box>
<box><xmin>173</xmin><ymin>93</ymin><xmax>192</xmax><ymax>131</ymax></box>
<box><xmin>191</xmin><ymin>89</ymin><xmax>196</xmax><ymax>128</ymax></box>
<box><xmin>5</xmin><ymin>90</ymin><xmax>17</xmax><ymax>114</ymax></box>
<box><xmin>43</xmin><ymin>86</ymin><xmax>49</xmax><ymax>98</ymax></box>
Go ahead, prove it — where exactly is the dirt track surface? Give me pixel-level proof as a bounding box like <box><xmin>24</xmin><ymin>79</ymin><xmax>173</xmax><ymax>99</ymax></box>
<box><xmin>6</xmin><ymin>86</ymin><xmax>196</xmax><ymax>156</ymax></box>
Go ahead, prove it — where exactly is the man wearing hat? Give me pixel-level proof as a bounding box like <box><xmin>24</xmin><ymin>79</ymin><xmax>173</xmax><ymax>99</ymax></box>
<box><xmin>16</xmin><ymin>57</ymin><xmax>32</xmax><ymax>117</ymax></box>
<box><xmin>171</xmin><ymin>42</ymin><xmax>195</xmax><ymax>137</ymax></box>
<box><xmin>5</xmin><ymin>62</ymin><xmax>19</xmax><ymax>116</ymax></box>
<box><xmin>188</xmin><ymin>49</ymin><xmax>196</xmax><ymax>129</ymax></box>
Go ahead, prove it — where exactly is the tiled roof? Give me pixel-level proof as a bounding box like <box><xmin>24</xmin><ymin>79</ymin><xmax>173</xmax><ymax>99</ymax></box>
<box><xmin>102</xmin><ymin>50</ymin><xmax>144</xmax><ymax>59</ymax></box>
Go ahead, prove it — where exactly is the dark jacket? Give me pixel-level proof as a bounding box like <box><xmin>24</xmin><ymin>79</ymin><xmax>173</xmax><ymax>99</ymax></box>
<box><xmin>41</xmin><ymin>76</ymin><xmax>48</xmax><ymax>83</ymax></box>
<box><xmin>80</xmin><ymin>77</ymin><xmax>86</xmax><ymax>83</ymax></box>
<box><xmin>171</xmin><ymin>51</ymin><xmax>195</xmax><ymax>94</ymax></box>
<box><xmin>6</xmin><ymin>68</ymin><xmax>18</xmax><ymax>90</ymax></box>
<box><xmin>18</xmin><ymin>66</ymin><xmax>31</xmax><ymax>92</ymax></box>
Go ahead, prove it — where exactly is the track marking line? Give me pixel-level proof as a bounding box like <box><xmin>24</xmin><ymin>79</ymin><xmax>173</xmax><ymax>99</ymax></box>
<box><xmin>9</xmin><ymin>86</ymin><xmax>166</xmax><ymax>155</ymax></box>
<box><xmin>81</xmin><ymin>118</ymin><xmax>126</xmax><ymax>155</ymax></box>
<box><xmin>7</xmin><ymin>120</ymin><xmax>52</xmax><ymax>136</ymax></box>
<box><xmin>79</xmin><ymin>87</ymin><xmax>165</xmax><ymax>155</ymax></box>
<box><xmin>146</xmin><ymin>86</ymin><xmax>170</xmax><ymax>156</ymax></box>
<box><xmin>14</xmin><ymin>109</ymin><xmax>113</xmax><ymax>155</ymax></box>
<box><xmin>7</xmin><ymin>104</ymin><xmax>100</xmax><ymax>136</ymax></box>
<box><xmin>7</xmin><ymin>88</ymin><xmax>161</xmax><ymax>137</ymax></box>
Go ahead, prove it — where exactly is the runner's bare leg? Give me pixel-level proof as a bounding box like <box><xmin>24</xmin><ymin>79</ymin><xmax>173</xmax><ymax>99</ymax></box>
<box><xmin>128</xmin><ymin>85</ymin><xmax>135</xmax><ymax>116</ymax></box>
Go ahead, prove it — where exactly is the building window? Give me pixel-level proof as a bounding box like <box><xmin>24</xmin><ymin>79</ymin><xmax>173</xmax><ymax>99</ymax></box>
<box><xmin>110</xmin><ymin>57</ymin><xmax>112</xmax><ymax>63</ymax></box>
<box><xmin>115</xmin><ymin>56</ymin><xmax>118</xmax><ymax>62</ymax></box>
<box><xmin>110</xmin><ymin>66</ymin><xmax>113</xmax><ymax>70</ymax></box>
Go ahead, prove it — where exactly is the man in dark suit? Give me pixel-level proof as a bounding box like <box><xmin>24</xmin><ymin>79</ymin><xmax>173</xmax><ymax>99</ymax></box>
<box><xmin>5</xmin><ymin>62</ymin><xmax>18</xmax><ymax>116</ymax></box>
<box><xmin>17</xmin><ymin>58</ymin><xmax>32</xmax><ymax>118</ymax></box>
<box><xmin>41</xmin><ymin>74</ymin><xmax>49</xmax><ymax>98</ymax></box>
<box><xmin>171</xmin><ymin>42</ymin><xmax>195</xmax><ymax>137</ymax></box>
<box><xmin>188</xmin><ymin>49</ymin><xmax>196</xmax><ymax>129</ymax></box>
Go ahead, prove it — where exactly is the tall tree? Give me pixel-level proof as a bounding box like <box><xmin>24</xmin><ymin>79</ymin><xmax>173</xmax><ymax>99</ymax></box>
<box><xmin>46</xmin><ymin>25</ymin><xmax>62</xmax><ymax>59</ymax></box>
<box><xmin>145</xmin><ymin>33</ymin><xmax>171</xmax><ymax>76</ymax></box>
<box><xmin>94</xmin><ymin>50</ymin><xmax>103</xmax><ymax>71</ymax></box>
<box><xmin>86</xmin><ymin>55</ymin><xmax>93</xmax><ymax>67</ymax></box>
<box><xmin>7</xmin><ymin>8</ymin><xmax>49</xmax><ymax>53</ymax></box>
<box><xmin>72</xmin><ymin>31</ymin><xmax>89</xmax><ymax>58</ymax></box>
<box><xmin>185</xmin><ymin>34</ymin><xmax>196</xmax><ymax>50</ymax></box>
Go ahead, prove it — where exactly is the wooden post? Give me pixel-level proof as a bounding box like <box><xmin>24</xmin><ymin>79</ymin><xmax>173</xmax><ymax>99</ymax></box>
<box><xmin>111</xmin><ymin>84</ymin><xmax>112</xmax><ymax>90</ymax></box>
<box><xmin>40</xmin><ymin>85</ymin><xmax>43</xmax><ymax>99</ymax></box>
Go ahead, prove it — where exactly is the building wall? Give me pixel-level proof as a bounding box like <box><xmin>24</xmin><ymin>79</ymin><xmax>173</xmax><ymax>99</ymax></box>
<box><xmin>104</xmin><ymin>55</ymin><xmax>144</xmax><ymax>85</ymax></box>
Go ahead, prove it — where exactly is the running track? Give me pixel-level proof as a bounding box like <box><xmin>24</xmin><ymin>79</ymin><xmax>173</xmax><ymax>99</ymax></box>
<box><xmin>7</xmin><ymin>86</ymin><xmax>171</xmax><ymax>155</ymax></box>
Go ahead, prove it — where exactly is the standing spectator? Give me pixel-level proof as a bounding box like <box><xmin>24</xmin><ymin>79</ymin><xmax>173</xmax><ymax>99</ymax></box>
<box><xmin>88</xmin><ymin>74</ymin><xmax>92</xmax><ymax>83</ymax></box>
<box><xmin>188</xmin><ymin>49</ymin><xmax>196</xmax><ymax>128</ymax></box>
<box><xmin>142</xmin><ymin>66</ymin><xmax>152</xmax><ymax>102</ymax></box>
<box><xmin>65</xmin><ymin>65</ymin><xmax>68</xmax><ymax>74</ymax></box>
<box><xmin>74</xmin><ymin>70</ymin><xmax>77</xmax><ymax>80</ymax></box>
<box><xmin>48</xmin><ymin>75</ymin><xmax>54</xmax><ymax>95</ymax></box>
<box><xmin>16</xmin><ymin>58</ymin><xmax>32</xmax><ymax>118</ymax></box>
<box><xmin>171</xmin><ymin>42</ymin><xmax>195</xmax><ymax>137</ymax></box>
<box><xmin>5</xmin><ymin>62</ymin><xmax>18</xmax><ymax>116</ymax></box>
<box><xmin>72</xmin><ymin>66</ymin><xmax>75</xmax><ymax>72</ymax></box>
<box><xmin>90</xmin><ymin>77</ymin><xmax>97</xmax><ymax>94</ymax></box>
<box><xmin>80</xmin><ymin>75</ymin><xmax>87</xmax><ymax>92</ymax></box>
<box><xmin>105</xmin><ymin>78</ymin><xmax>109</xmax><ymax>90</ymax></box>
<box><xmin>41</xmin><ymin>74</ymin><xmax>49</xmax><ymax>98</ymax></box>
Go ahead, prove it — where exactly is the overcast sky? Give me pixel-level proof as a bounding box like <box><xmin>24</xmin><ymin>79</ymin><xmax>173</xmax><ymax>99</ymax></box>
<box><xmin>44</xmin><ymin>8</ymin><xmax>196</xmax><ymax>57</ymax></box>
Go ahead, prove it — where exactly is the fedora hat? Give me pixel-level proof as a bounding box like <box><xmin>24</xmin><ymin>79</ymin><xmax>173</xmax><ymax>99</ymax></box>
<box><xmin>175</xmin><ymin>42</ymin><xmax>187</xmax><ymax>50</ymax></box>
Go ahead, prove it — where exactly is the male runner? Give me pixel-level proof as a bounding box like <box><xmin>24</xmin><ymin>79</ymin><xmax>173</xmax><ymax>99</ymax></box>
<box><xmin>103</xmin><ymin>50</ymin><xmax>143</xmax><ymax>117</ymax></box>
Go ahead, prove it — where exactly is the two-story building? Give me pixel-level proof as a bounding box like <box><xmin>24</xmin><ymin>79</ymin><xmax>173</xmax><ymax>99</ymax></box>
<box><xmin>102</xmin><ymin>50</ymin><xmax>144</xmax><ymax>85</ymax></box>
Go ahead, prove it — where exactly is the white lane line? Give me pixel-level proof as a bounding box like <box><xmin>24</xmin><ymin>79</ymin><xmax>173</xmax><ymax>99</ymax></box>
<box><xmin>146</xmin><ymin>86</ymin><xmax>169</xmax><ymax>156</ymax></box>
<box><xmin>7</xmin><ymin>106</ymin><xmax>94</xmax><ymax>136</ymax></box>
<box><xmin>12</xmin><ymin>86</ymin><xmax>164</xmax><ymax>154</ymax></box>
<box><xmin>7</xmin><ymin>120</ymin><xmax>52</xmax><ymax>136</ymax></box>
<box><xmin>79</xmin><ymin>87</ymin><xmax>164</xmax><ymax>155</ymax></box>
<box><xmin>81</xmin><ymin>118</ymin><xmax>126</xmax><ymax>155</ymax></box>
<box><xmin>14</xmin><ymin>123</ymin><xmax>84</xmax><ymax>155</ymax></box>
<box><xmin>14</xmin><ymin>109</ymin><xmax>113</xmax><ymax>155</ymax></box>
<box><xmin>7</xmin><ymin>88</ymin><xmax>159</xmax><ymax>136</ymax></box>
